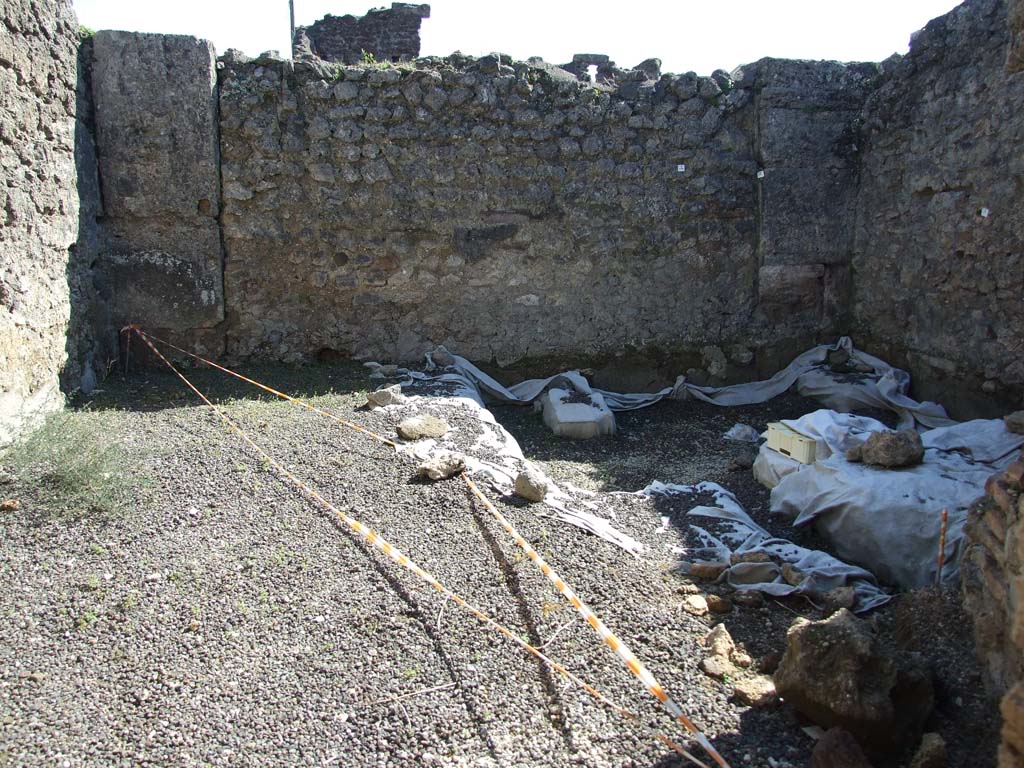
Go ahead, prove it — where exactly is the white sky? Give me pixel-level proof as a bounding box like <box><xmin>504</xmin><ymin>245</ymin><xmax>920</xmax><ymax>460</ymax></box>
<box><xmin>72</xmin><ymin>0</ymin><xmax>964</xmax><ymax>76</ymax></box>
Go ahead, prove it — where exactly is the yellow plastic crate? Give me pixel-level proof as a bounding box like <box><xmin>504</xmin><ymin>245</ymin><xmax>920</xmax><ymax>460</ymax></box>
<box><xmin>766</xmin><ymin>422</ymin><xmax>817</xmax><ymax>464</ymax></box>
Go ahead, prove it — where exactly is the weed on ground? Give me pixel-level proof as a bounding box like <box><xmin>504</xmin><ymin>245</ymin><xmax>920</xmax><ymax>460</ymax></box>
<box><xmin>1</xmin><ymin>409</ymin><xmax>139</xmax><ymax>520</ymax></box>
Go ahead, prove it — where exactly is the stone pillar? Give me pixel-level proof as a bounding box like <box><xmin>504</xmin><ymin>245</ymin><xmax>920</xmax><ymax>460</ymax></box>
<box><xmin>90</xmin><ymin>30</ymin><xmax>224</xmax><ymax>354</ymax></box>
<box><xmin>739</xmin><ymin>58</ymin><xmax>878</xmax><ymax>335</ymax></box>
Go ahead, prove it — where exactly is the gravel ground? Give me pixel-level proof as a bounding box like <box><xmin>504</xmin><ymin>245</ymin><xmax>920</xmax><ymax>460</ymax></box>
<box><xmin>0</xmin><ymin>361</ymin><xmax>999</xmax><ymax>767</ymax></box>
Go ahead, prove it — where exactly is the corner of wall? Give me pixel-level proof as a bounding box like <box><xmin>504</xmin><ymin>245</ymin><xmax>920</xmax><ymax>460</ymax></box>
<box><xmin>849</xmin><ymin>0</ymin><xmax>1024</xmax><ymax>419</ymax></box>
<box><xmin>61</xmin><ymin>31</ymin><xmax>117</xmax><ymax>397</ymax></box>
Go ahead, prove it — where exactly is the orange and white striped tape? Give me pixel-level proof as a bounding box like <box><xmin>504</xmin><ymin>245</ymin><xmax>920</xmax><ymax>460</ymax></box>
<box><xmin>123</xmin><ymin>327</ymin><xmax>398</xmax><ymax>448</ymax></box>
<box><xmin>462</xmin><ymin>474</ymin><xmax>729</xmax><ymax>766</ymax></box>
<box><xmin>124</xmin><ymin>326</ymin><xmax>729</xmax><ymax>767</ymax></box>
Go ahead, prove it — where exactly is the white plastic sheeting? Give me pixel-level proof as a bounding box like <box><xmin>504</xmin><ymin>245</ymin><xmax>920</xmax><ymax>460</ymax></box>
<box><xmin>390</xmin><ymin>368</ymin><xmax>896</xmax><ymax>608</ymax></box>
<box><xmin>383</xmin><ymin>338</ymin><xmax>1005</xmax><ymax>597</ymax></box>
<box><xmin>424</xmin><ymin>337</ymin><xmax>954</xmax><ymax>431</ymax></box>
<box><xmin>422</xmin><ymin>351</ymin><xmax>671</xmax><ymax>411</ymax></box>
<box><xmin>760</xmin><ymin>410</ymin><xmax>1024</xmax><ymax>589</ymax></box>
<box><xmin>384</xmin><ymin>382</ymin><xmax>646</xmax><ymax>556</ymax></box>
<box><xmin>642</xmin><ymin>481</ymin><xmax>890</xmax><ymax>612</ymax></box>
<box><xmin>679</xmin><ymin>338</ymin><xmax>954</xmax><ymax>430</ymax></box>
<box><xmin>723</xmin><ymin>423</ymin><xmax>761</xmax><ymax>443</ymax></box>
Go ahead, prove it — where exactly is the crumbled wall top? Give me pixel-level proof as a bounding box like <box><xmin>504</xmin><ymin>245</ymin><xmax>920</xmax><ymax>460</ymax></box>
<box><xmin>293</xmin><ymin>2</ymin><xmax>430</xmax><ymax>65</ymax></box>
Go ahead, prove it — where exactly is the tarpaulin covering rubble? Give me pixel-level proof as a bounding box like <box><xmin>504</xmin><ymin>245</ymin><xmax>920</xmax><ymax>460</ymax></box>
<box><xmin>754</xmin><ymin>410</ymin><xmax>1024</xmax><ymax>588</ymax></box>
<box><xmin>380</xmin><ymin>379</ymin><xmax>647</xmax><ymax>556</ymax></box>
<box><xmin>367</xmin><ymin>336</ymin><xmax>1010</xmax><ymax>603</ymax></box>
<box><xmin>642</xmin><ymin>481</ymin><xmax>891</xmax><ymax>612</ymax></box>
<box><xmin>423</xmin><ymin>336</ymin><xmax>954</xmax><ymax>431</ymax></box>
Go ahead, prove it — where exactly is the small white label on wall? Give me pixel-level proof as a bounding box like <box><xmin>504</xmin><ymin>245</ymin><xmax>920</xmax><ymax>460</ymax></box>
<box><xmin>676</xmin><ymin>164</ymin><xmax>686</xmax><ymax>173</ymax></box>
<box><xmin>756</xmin><ymin>170</ymin><xmax>765</xmax><ymax>179</ymax></box>
<box><xmin>980</xmin><ymin>207</ymin><xmax>990</xmax><ymax>218</ymax></box>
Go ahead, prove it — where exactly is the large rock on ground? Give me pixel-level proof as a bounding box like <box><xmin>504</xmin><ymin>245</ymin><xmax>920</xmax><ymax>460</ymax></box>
<box><xmin>1006</xmin><ymin>411</ymin><xmax>1024</xmax><ymax>435</ymax></box>
<box><xmin>416</xmin><ymin>450</ymin><xmax>465</xmax><ymax>481</ymax></box>
<box><xmin>705</xmin><ymin>624</ymin><xmax>736</xmax><ymax>659</ymax></box>
<box><xmin>809</xmin><ymin>728</ymin><xmax>873</xmax><ymax>768</ymax></box>
<box><xmin>1001</xmin><ymin>683</ymin><xmax>1024</xmax><ymax>767</ymax></box>
<box><xmin>732</xmin><ymin>674</ymin><xmax>777</xmax><ymax>707</ymax></box>
<box><xmin>366</xmin><ymin>384</ymin><xmax>408</xmax><ymax>408</ymax></box>
<box><xmin>851</xmin><ymin>429</ymin><xmax>925</xmax><ymax>468</ymax></box>
<box><xmin>514</xmin><ymin>467</ymin><xmax>550</xmax><ymax>502</ymax></box>
<box><xmin>396</xmin><ymin>414</ymin><xmax>449</xmax><ymax>440</ymax></box>
<box><xmin>774</xmin><ymin>609</ymin><xmax>933</xmax><ymax>753</ymax></box>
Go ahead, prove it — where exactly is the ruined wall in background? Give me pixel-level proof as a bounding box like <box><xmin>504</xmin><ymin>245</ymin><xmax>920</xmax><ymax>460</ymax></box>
<box><xmin>0</xmin><ymin>0</ymin><xmax>83</xmax><ymax>444</ymax></box>
<box><xmin>90</xmin><ymin>30</ymin><xmax>225</xmax><ymax>358</ymax></box>
<box><xmin>293</xmin><ymin>3</ymin><xmax>430</xmax><ymax>65</ymax></box>
<box><xmin>852</xmin><ymin>0</ymin><xmax>1024</xmax><ymax>416</ymax></box>
<box><xmin>217</xmin><ymin>53</ymin><xmax>873</xmax><ymax>371</ymax></box>
<box><xmin>60</xmin><ymin>0</ymin><xmax>1024</xmax><ymax>415</ymax></box>
<box><xmin>940</xmin><ymin>5</ymin><xmax>1024</xmax><ymax>765</ymax></box>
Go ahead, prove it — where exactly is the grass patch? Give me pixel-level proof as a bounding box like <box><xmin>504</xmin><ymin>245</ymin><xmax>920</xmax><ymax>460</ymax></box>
<box><xmin>2</xmin><ymin>411</ymin><xmax>137</xmax><ymax>519</ymax></box>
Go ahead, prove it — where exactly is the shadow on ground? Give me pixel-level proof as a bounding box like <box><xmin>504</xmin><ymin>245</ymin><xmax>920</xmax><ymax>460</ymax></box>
<box><xmin>74</xmin><ymin>360</ymin><xmax>373</xmax><ymax>414</ymax></box>
<box><xmin>493</xmin><ymin>392</ymin><xmax>828</xmax><ymax>494</ymax></box>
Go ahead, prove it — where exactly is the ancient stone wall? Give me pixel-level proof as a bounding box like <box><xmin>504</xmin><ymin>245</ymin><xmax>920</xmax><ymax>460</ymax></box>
<box><xmin>90</xmin><ymin>30</ymin><xmax>225</xmax><ymax>359</ymax></box>
<box><xmin>872</xmin><ymin>4</ymin><xmax>1024</xmax><ymax>748</ymax></box>
<box><xmin>852</xmin><ymin>0</ymin><xmax>1024</xmax><ymax>416</ymax></box>
<box><xmin>293</xmin><ymin>3</ymin><xmax>430</xmax><ymax>65</ymax></box>
<box><xmin>217</xmin><ymin>54</ymin><xmax>873</xmax><ymax>368</ymax></box>
<box><xmin>749</xmin><ymin>59</ymin><xmax>873</xmax><ymax>330</ymax></box>
<box><xmin>62</xmin><ymin>33</ymin><xmax>117</xmax><ymax>398</ymax></box>
<box><xmin>963</xmin><ymin>454</ymin><xmax>1024</xmax><ymax>695</ymax></box>
<box><xmin>0</xmin><ymin>0</ymin><xmax>87</xmax><ymax>445</ymax></box>
<box><xmin>69</xmin><ymin>3</ymin><xmax>1023</xmax><ymax>410</ymax></box>
<box><xmin>5</xmin><ymin>1</ymin><xmax>1023</xmax><ymax>439</ymax></box>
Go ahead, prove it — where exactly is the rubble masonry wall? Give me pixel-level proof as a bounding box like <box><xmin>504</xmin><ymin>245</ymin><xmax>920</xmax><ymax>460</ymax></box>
<box><xmin>215</xmin><ymin>54</ymin><xmax>870</xmax><ymax>369</ymax></box>
<box><xmin>0</xmin><ymin>0</ymin><xmax>93</xmax><ymax>445</ymax></box>
<box><xmin>86</xmin><ymin>0</ymin><xmax>1023</xmax><ymax>418</ymax></box>
<box><xmin>852</xmin><ymin>0</ymin><xmax>1024</xmax><ymax>415</ymax></box>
